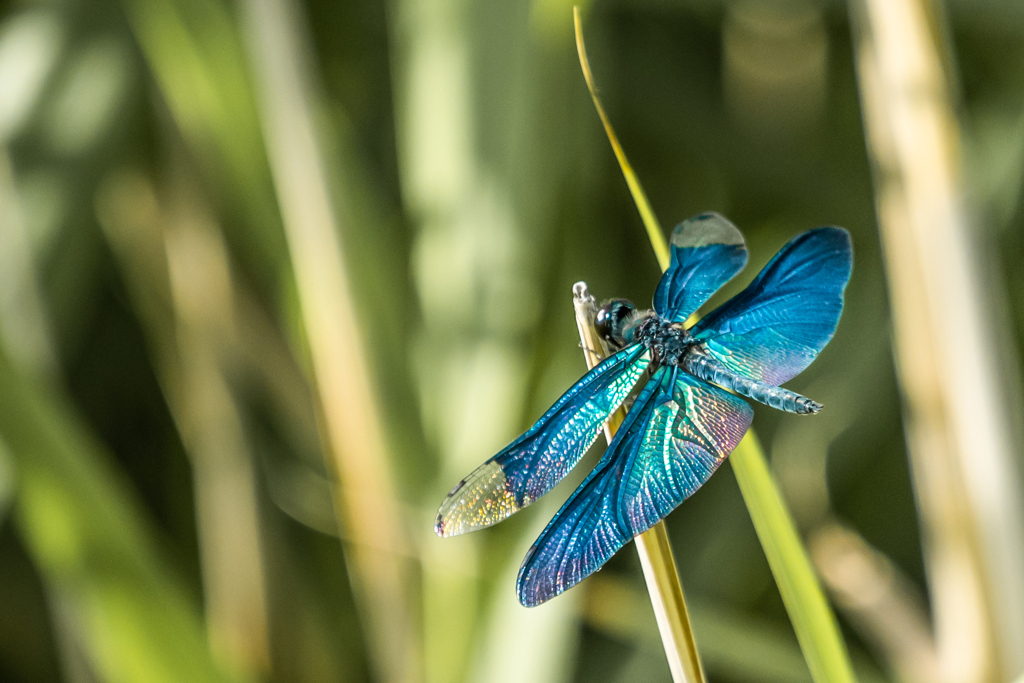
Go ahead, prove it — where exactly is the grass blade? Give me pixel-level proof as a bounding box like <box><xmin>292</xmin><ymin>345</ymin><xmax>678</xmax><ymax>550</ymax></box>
<box><xmin>731</xmin><ymin>434</ymin><xmax>856</xmax><ymax>683</ymax></box>
<box><xmin>239</xmin><ymin>0</ymin><xmax>417</xmax><ymax>680</ymax></box>
<box><xmin>97</xmin><ymin>170</ymin><xmax>271</xmax><ymax>676</ymax></box>
<box><xmin>573</xmin><ymin>7</ymin><xmax>857</xmax><ymax>683</ymax></box>
<box><xmin>117</xmin><ymin>0</ymin><xmax>287</xmax><ymax>293</ymax></box>
<box><xmin>0</xmin><ymin>349</ymin><xmax>236</xmax><ymax>683</ymax></box>
<box><xmin>573</xmin><ymin>8</ymin><xmax>669</xmax><ymax>271</ymax></box>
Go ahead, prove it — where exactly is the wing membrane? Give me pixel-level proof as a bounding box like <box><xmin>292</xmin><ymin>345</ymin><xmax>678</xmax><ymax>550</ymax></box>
<box><xmin>435</xmin><ymin>344</ymin><xmax>651</xmax><ymax>537</ymax></box>
<box><xmin>516</xmin><ymin>370</ymin><xmax>752</xmax><ymax>607</ymax></box>
<box><xmin>653</xmin><ymin>212</ymin><xmax>748</xmax><ymax>322</ymax></box>
<box><xmin>691</xmin><ymin>227</ymin><xmax>852</xmax><ymax>385</ymax></box>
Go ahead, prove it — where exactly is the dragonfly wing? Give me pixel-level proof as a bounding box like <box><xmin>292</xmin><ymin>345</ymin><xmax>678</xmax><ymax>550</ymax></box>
<box><xmin>621</xmin><ymin>372</ymin><xmax>752</xmax><ymax>532</ymax></box>
<box><xmin>691</xmin><ymin>227</ymin><xmax>852</xmax><ymax>386</ymax></box>
<box><xmin>516</xmin><ymin>367</ymin><xmax>670</xmax><ymax>607</ymax></box>
<box><xmin>516</xmin><ymin>370</ymin><xmax>751</xmax><ymax>607</ymax></box>
<box><xmin>653</xmin><ymin>212</ymin><xmax>748</xmax><ymax>322</ymax></box>
<box><xmin>435</xmin><ymin>344</ymin><xmax>651</xmax><ymax>538</ymax></box>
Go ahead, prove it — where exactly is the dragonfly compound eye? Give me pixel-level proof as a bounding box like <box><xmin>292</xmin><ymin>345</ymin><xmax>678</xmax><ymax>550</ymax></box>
<box><xmin>595</xmin><ymin>299</ymin><xmax>636</xmax><ymax>346</ymax></box>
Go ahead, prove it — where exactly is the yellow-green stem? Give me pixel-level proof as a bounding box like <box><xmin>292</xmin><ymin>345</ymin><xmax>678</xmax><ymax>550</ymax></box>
<box><xmin>731</xmin><ymin>435</ymin><xmax>855</xmax><ymax>683</ymax></box>
<box><xmin>573</xmin><ymin>8</ymin><xmax>669</xmax><ymax>271</ymax></box>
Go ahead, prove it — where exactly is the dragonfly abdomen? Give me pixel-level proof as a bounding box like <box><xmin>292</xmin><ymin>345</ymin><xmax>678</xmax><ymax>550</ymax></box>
<box><xmin>681</xmin><ymin>350</ymin><xmax>822</xmax><ymax>415</ymax></box>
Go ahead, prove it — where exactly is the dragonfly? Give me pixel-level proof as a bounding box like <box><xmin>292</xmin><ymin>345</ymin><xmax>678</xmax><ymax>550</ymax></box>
<box><xmin>435</xmin><ymin>212</ymin><xmax>852</xmax><ymax>607</ymax></box>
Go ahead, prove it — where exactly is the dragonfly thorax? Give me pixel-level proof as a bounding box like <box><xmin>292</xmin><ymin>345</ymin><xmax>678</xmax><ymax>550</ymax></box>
<box><xmin>629</xmin><ymin>313</ymin><xmax>693</xmax><ymax>366</ymax></box>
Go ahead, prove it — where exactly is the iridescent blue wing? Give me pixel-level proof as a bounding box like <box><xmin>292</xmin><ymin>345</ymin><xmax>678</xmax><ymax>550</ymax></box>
<box><xmin>690</xmin><ymin>227</ymin><xmax>852</xmax><ymax>386</ymax></box>
<box><xmin>516</xmin><ymin>368</ymin><xmax>670</xmax><ymax>606</ymax></box>
<box><xmin>516</xmin><ymin>369</ymin><xmax>752</xmax><ymax>607</ymax></box>
<box><xmin>435</xmin><ymin>344</ymin><xmax>651</xmax><ymax>538</ymax></box>
<box><xmin>653</xmin><ymin>212</ymin><xmax>748</xmax><ymax>322</ymax></box>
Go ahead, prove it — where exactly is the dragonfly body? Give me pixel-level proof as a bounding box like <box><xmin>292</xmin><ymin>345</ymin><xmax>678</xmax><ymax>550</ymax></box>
<box><xmin>626</xmin><ymin>312</ymin><xmax>822</xmax><ymax>415</ymax></box>
<box><xmin>435</xmin><ymin>212</ymin><xmax>852</xmax><ymax>607</ymax></box>
<box><xmin>682</xmin><ymin>351</ymin><xmax>821</xmax><ymax>414</ymax></box>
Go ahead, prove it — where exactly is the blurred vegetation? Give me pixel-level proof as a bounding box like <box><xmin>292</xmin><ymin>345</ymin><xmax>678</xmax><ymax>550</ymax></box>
<box><xmin>0</xmin><ymin>0</ymin><xmax>1021</xmax><ymax>682</ymax></box>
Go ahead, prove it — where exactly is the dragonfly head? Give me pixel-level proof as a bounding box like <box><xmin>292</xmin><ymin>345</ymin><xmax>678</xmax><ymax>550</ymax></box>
<box><xmin>595</xmin><ymin>299</ymin><xmax>637</xmax><ymax>347</ymax></box>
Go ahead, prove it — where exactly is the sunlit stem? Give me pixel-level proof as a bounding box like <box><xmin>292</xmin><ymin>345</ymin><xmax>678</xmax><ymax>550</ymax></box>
<box><xmin>572</xmin><ymin>282</ymin><xmax>706</xmax><ymax>683</ymax></box>
<box><xmin>98</xmin><ymin>170</ymin><xmax>271</xmax><ymax>676</ymax></box>
<box><xmin>240</xmin><ymin>0</ymin><xmax>418</xmax><ymax>680</ymax></box>
<box><xmin>850</xmin><ymin>0</ymin><xmax>1024</xmax><ymax>678</ymax></box>
<box><xmin>730</xmin><ymin>435</ymin><xmax>856</xmax><ymax>683</ymax></box>
<box><xmin>573</xmin><ymin>7</ymin><xmax>669</xmax><ymax>271</ymax></box>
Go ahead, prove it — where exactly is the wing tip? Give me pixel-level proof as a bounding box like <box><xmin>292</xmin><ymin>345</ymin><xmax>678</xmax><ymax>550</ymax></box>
<box><xmin>809</xmin><ymin>226</ymin><xmax>853</xmax><ymax>284</ymax></box>
<box><xmin>672</xmin><ymin>211</ymin><xmax>745</xmax><ymax>249</ymax></box>
<box><xmin>516</xmin><ymin>550</ymin><xmax>562</xmax><ymax>608</ymax></box>
<box><xmin>807</xmin><ymin>225</ymin><xmax>853</xmax><ymax>257</ymax></box>
<box><xmin>516</xmin><ymin>590</ymin><xmax>549</xmax><ymax>608</ymax></box>
<box><xmin>434</xmin><ymin>461</ymin><xmax>520</xmax><ymax>538</ymax></box>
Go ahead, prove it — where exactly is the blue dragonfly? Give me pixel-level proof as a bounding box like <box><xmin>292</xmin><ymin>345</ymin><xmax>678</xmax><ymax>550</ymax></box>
<box><xmin>435</xmin><ymin>212</ymin><xmax>852</xmax><ymax>607</ymax></box>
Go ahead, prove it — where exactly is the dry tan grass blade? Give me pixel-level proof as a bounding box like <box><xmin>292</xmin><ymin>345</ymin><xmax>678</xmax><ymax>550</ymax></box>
<box><xmin>850</xmin><ymin>0</ymin><xmax>1024</xmax><ymax>680</ymax></box>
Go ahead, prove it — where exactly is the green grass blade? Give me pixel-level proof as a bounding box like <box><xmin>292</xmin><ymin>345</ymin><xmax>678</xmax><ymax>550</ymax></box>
<box><xmin>0</xmin><ymin>438</ymin><xmax>12</xmax><ymax>527</ymax></box>
<box><xmin>731</xmin><ymin>434</ymin><xmax>856</xmax><ymax>683</ymax></box>
<box><xmin>238</xmin><ymin>0</ymin><xmax>418</xmax><ymax>679</ymax></box>
<box><xmin>573</xmin><ymin>7</ymin><xmax>669</xmax><ymax>271</ymax></box>
<box><xmin>117</xmin><ymin>0</ymin><xmax>288</xmax><ymax>294</ymax></box>
<box><xmin>573</xmin><ymin>8</ymin><xmax>857</xmax><ymax>682</ymax></box>
<box><xmin>0</xmin><ymin>350</ymin><xmax>237</xmax><ymax>683</ymax></box>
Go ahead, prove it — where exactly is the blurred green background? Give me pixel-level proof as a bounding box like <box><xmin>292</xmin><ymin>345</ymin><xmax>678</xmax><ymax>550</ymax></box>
<box><xmin>0</xmin><ymin>0</ymin><xmax>1021</xmax><ymax>682</ymax></box>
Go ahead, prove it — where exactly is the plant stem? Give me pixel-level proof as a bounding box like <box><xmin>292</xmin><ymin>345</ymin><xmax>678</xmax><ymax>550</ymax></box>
<box><xmin>573</xmin><ymin>7</ymin><xmax>669</xmax><ymax>271</ymax></box>
<box><xmin>731</xmin><ymin>435</ymin><xmax>855</xmax><ymax>683</ymax></box>
<box><xmin>240</xmin><ymin>0</ymin><xmax>417</xmax><ymax>680</ymax></box>
<box><xmin>572</xmin><ymin>283</ymin><xmax>706</xmax><ymax>683</ymax></box>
